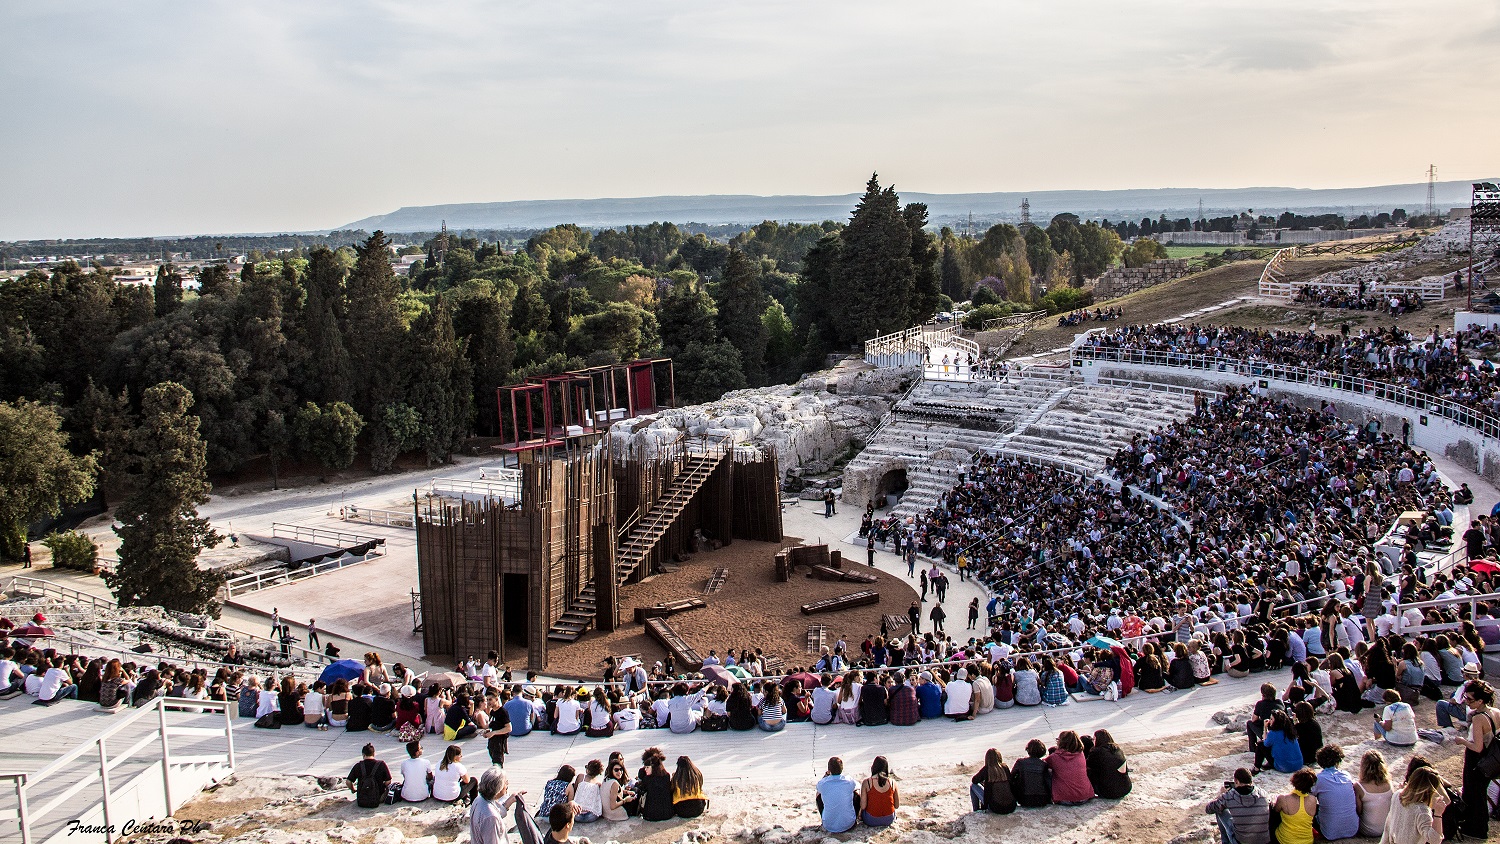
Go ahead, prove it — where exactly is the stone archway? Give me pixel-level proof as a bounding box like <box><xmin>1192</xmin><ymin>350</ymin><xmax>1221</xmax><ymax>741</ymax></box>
<box><xmin>876</xmin><ymin>467</ymin><xmax>909</xmax><ymax>508</ymax></box>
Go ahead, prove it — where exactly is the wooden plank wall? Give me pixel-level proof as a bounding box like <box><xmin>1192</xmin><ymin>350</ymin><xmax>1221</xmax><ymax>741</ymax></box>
<box><xmin>731</xmin><ymin>448</ymin><xmax>784</xmax><ymax>542</ymax></box>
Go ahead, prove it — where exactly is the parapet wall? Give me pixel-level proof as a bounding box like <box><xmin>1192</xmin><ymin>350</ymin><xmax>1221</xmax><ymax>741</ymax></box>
<box><xmin>1094</xmin><ymin>259</ymin><xmax>1193</xmax><ymax>299</ymax></box>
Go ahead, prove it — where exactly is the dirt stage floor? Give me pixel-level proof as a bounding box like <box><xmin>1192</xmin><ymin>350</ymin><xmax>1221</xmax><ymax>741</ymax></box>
<box><xmin>544</xmin><ymin>535</ymin><xmax>924</xmax><ymax>678</ymax></box>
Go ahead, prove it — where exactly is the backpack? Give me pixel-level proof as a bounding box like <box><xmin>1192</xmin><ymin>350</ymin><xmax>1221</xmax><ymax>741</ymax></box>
<box><xmin>354</xmin><ymin>760</ymin><xmax>385</xmax><ymax>809</ymax></box>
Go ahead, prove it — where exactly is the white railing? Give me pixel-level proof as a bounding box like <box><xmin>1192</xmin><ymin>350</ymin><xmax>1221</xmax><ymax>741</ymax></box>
<box><xmin>337</xmin><ymin>505</ymin><xmax>415</xmax><ymax>530</ymax></box>
<box><xmin>864</xmin><ymin>324</ymin><xmax>960</xmax><ymax>368</ymax></box>
<box><xmin>981</xmin><ymin>309</ymin><xmax>1048</xmax><ymax>331</ymax></box>
<box><xmin>3</xmin><ymin>575</ymin><xmax>117</xmax><ymax>613</ymax></box>
<box><xmin>1258</xmin><ymin>243</ymin><xmax>1445</xmax><ymax>301</ymax></box>
<box><xmin>425</xmin><ymin>473</ymin><xmax>522</xmax><ymax>504</ymax></box>
<box><xmin>1393</xmin><ymin>591</ymin><xmax>1500</xmax><ymax>638</ymax></box>
<box><xmin>0</xmin><ymin>697</ymin><xmax>235</xmax><ymax>844</ymax></box>
<box><xmin>223</xmin><ymin>550</ymin><xmax>379</xmax><ymax>599</ymax></box>
<box><xmin>267</xmin><ymin>522</ymin><xmax>384</xmax><ymax>550</ymax></box>
<box><xmin>1070</xmin><ymin>345</ymin><xmax>1500</xmax><ymax>441</ymax></box>
<box><xmin>1256</xmin><ymin>247</ymin><xmax>1295</xmax><ymax>298</ymax></box>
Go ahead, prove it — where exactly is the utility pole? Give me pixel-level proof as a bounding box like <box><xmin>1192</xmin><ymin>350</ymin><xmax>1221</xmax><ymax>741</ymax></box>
<box><xmin>1426</xmin><ymin>164</ymin><xmax>1437</xmax><ymax>219</ymax></box>
<box><xmin>1020</xmin><ymin>198</ymin><xmax>1031</xmax><ymax>228</ymax></box>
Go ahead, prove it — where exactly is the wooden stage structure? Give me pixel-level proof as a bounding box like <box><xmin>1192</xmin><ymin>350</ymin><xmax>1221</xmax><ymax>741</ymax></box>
<box><xmin>416</xmin><ymin>431</ymin><xmax>783</xmax><ymax>670</ymax></box>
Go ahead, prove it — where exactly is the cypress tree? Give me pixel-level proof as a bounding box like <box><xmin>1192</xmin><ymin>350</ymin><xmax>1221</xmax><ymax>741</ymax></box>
<box><xmin>905</xmin><ymin>202</ymin><xmax>941</xmax><ymax>323</ymax></box>
<box><xmin>832</xmin><ymin>174</ymin><xmax>913</xmax><ymax>345</ymax></box>
<box><xmin>342</xmin><ymin>232</ymin><xmax>404</xmax><ymax>417</ymax></box>
<box><xmin>716</xmin><ymin>247</ymin><xmax>768</xmax><ymax>385</ymax></box>
<box><xmin>107</xmin><ymin>382</ymin><xmax>224</xmax><ymax>615</ymax></box>
<box><xmin>153</xmin><ymin>263</ymin><xmax>183</xmax><ymax>317</ymax></box>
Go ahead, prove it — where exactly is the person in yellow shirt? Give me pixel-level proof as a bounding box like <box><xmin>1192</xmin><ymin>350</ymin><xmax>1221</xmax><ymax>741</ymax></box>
<box><xmin>1272</xmin><ymin>768</ymin><xmax>1318</xmax><ymax>844</ymax></box>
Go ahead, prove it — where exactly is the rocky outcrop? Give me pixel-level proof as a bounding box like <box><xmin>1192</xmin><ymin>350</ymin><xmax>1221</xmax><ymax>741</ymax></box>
<box><xmin>608</xmin><ymin>380</ymin><xmax>892</xmax><ymax>476</ymax></box>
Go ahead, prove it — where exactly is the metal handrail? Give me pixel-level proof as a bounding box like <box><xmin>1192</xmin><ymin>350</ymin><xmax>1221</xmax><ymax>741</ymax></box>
<box><xmin>4</xmin><ymin>575</ymin><xmax>117</xmax><ymax>612</ymax></box>
<box><xmin>1071</xmin><ymin>345</ymin><xmax>1500</xmax><ymax>441</ymax></box>
<box><xmin>0</xmin><ymin>697</ymin><xmax>234</xmax><ymax>844</ymax></box>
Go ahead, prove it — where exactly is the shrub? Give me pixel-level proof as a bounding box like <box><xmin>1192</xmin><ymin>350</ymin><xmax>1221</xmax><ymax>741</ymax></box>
<box><xmin>1040</xmin><ymin>287</ymin><xmax>1094</xmax><ymax>315</ymax></box>
<box><xmin>970</xmin><ymin>286</ymin><xmax>1002</xmax><ymax>307</ymax></box>
<box><xmin>963</xmin><ymin>303</ymin><xmax>1021</xmax><ymax>330</ymax></box>
<box><xmin>42</xmin><ymin>530</ymin><xmax>98</xmax><ymax>572</ymax></box>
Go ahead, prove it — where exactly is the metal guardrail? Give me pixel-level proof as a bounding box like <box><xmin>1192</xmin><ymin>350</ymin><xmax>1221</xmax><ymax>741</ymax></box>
<box><xmin>268</xmin><ymin>522</ymin><xmax>383</xmax><ymax>549</ymax></box>
<box><xmin>981</xmin><ymin>309</ymin><xmax>1048</xmax><ymax>331</ymax></box>
<box><xmin>1070</xmin><ymin>344</ymin><xmax>1500</xmax><ymax>441</ymax></box>
<box><xmin>0</xmin><ymin>697</ymin><xmax>234</xmax><ymax>844</ymax></box>
<box><xmin>223</xmin><ymin>550</ymin><xmax>380</xmax><ymax>598</ymax></box>
<box><xmin>337</xmin><ymin>505</ymin><xmax>415</xmax><ymax>529</ymax></box>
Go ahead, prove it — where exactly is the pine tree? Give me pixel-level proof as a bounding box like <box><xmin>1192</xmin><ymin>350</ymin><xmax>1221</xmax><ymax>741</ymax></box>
<box><xmin>406</xmin><ymin>298</ymin><xmax>473</xmax><ymax>464</ymax></box>
<box><xmin>106</xmin><ymin>382</ymin><xmax>224</xmax><ymax>614</ymax></box>
<box><xmin>658</xmin><ymin>278</ymin><xmax>720</xmax><ymax>354</ymax></box>
<box><xmin>832</xmin><ymin>174</ymin><xmax>913</xmax><ymax>345</ymax></box>
<box><xmin>716</xmin><ymin>247</ymin><xmax>768</xmax><ymax>385</ymax></box>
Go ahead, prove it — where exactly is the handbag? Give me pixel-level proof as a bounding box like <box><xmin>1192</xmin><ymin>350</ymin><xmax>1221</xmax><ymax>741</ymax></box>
<box><xmin>255</xmin><ymin>714</ymin><xmax>281</xmax><ymax>729</ymax></box>
<box><xmin>1477</xmin><ymin>712</ymin><xmax>1500</xmax><ymax>780</ymax></box>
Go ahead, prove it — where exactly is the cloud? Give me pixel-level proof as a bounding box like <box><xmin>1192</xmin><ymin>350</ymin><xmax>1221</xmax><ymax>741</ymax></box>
<box><xmin>0</xmin><ymin>0</ymin><xmax>1497</xmax><ymax>238</ymax></box>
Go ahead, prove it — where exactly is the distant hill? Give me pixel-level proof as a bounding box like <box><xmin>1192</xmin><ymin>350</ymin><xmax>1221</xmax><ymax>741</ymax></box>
<box><xmin>340</xmin><ymin>180</ymin><xmax>1490</xmax><ymax>233</ymax></box>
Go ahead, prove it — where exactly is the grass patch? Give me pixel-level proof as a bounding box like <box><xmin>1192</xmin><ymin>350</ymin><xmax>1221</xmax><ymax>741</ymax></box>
<box><xmin>1161</xmin><ymin>245</ymin><xmax>1238</xmax><ymax>259</ymax></box>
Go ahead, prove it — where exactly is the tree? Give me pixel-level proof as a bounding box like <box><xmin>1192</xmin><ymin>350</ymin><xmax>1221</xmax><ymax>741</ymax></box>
<box><xmin>658</xmin><ymin>278</ymin><xmax>720</xmax><ymax>354</ymax></box>
<box><xmin>196</xmin><ymin>264</ymin><xmax>236</xmax><ymax>298</ymax></box>
<box><xmin>106</xmin><ymin>382</ymin><xmax>223</xmax><ymax>614</ymax></box>
<box><xmin>905</xmin><ymin>203</ymin><xmax>942</xmax><ymax>323</ymax></box>
<box><xmin>940</xmin><ymin>238</ymin><xmax>964</xmax><ymax>300</ymax></box>
<box><xmin>368</xmin><ymin>403</ymin><xmax>421</xmax><ymax>473</ymax></box>
<box><xmin>405</xmin><ymin>298</ymin><xmax>473</xmax><ymax>465</ymax></box>
<box><xmin>761</xmin><ymin>300</ymin><xmax>801</xmax><ymax>384</ymax></box>
<box><xmin>566</xmin><ymin>302</ymin><xmax>657</xmax><ymax>363</ymax></box>
<box><xmin>0</xmin><ymin>400</ymin><xmax>98</xmax><ymax>560</ymax></box>
<box><xmin>716</xmin><ymin>247</ymin><xmax>769</xmax><ymax>385</ymax></box>
<box><xmin>294</xmin><ymin>401</ymin><xmax>365</xmax><ymax>477</ymax></box>
<box><xmin>295</xmin><ymin>247</ymin><xmax>353</xmax><ymax>405</ymax></box>
<box><xmin>342</xmin><ymin>232</ymin><xmax>405</xmax><ymax>418</ymax></box>
<box><xmin>154</xmin><ymin>263</ymin><xmax>183</xmax><ymax>317</ymax></box>
<box><xmin>833</xmin><ymin>175</ymin><xmax>916</xmax><ymax>345</ymax></box>
<box><xmin>1121</xmin><ymin>238</ymin><xmax>1169</xmax><ymax>268</ymax></box>
<box><xmin>674</xmin><ymin>341</ymin><xmax>746</xmax><ymax>405</ymax></box>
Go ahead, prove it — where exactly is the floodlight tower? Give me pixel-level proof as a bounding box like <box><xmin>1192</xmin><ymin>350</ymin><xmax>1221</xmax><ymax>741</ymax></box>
<box><xmin>1426</xmin><ymin>165</ymin><xmax>1438</xmax><ymax>219</ymax></box>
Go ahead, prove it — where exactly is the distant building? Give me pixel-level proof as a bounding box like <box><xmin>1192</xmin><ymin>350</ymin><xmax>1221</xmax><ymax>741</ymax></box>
<box><xmin>1451</xmin><ymin>207</ymin><xmax>1472</xmax><ymax>221</ymax></box>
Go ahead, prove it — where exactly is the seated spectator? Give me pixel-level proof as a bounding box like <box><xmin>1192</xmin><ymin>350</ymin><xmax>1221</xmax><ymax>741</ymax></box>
<box><xmin>536</xmin><ymin>764</ymin><xmax>576</xmax><ymax>822</ymax></box>
<box><xmin>346</xmin><ymin>743</ymin><xmax>392</xmax><ymax>809</ymax></box>
<box><xmin>666</xmin><ymin>682</ymin><xmax>709</xmax><ymax>734</ymax></box>
<box><xmin>370</xmin><ymin>684</ymin><xmax>398</xmax><ymax>732</ymax></box>
<box><xmin>1205</xmin><ymin>768</ymin><xmax>1269</xmax><ymax>844</ymax></box>
<box><xmin>809</xmin><ymin>674</ymin><xmax>838</xmax><ymax>725</ymax></box>
<box><xmin>1012</xmin><ymin>658</ymin><xmax>1042</xmax><ymax>706</ymax></box>
<box><xmin>945</xmin><ymin>668</ymin><xmax>975</xmax><ymax>721</ymax></box>
<box><xmin>471</xmin><ymin>768</ymin><xmax>523</xmax><ymax>844</ymax></box>
<box><xmin>970</xmin><ymin>748</ymin><xmax>1016</xmax><ymax>814</ymax></box>
<box><xmin>433</xmin><ymin>745</ymin><xmax>476</xmax><ymax>806</ymax></box>
<box><xmin>1039</xmin><ymin>657</ymin><xmax>1070</xmax><ymax>706</ymax></box>
<box><xmin>1385</xmin><ymin>766</ymin><xmax>1450</xmax><ymax>844</ymax></box>
<box><xmin>1292</xmin><ymin>702</ymin><xmax>1323</xmax><ymax>769</ymax></box>
<box><xmin>1086</xmin><ymin>729</ymin><xmax>1132</xmax><ymax>799</ymax></box>
<box><xmin>398</xmin><ymin>740</ymin><xmax>434</xmax><ymax>802</ymax></box>
<box><xmin>637</xmin><ymin>747</ymin><xmax>675</xmax><ymax>822</ymax></box>
<box><xmin>816</xmin><ymin>756</ymin><xmax>860</xmax><ymax>833</ymax></box>
<box><xmin>1012</xmin><ymin>739</ymin><xmax>1053</xmax><ymax>808</ymax></box>
<box><xmin>1257</xmin><ymin>710</ymin><xmax>1303</xmax><ymax>774</ymax></box>
<box><xmin>1310</xmin><ymin>745</ymin><xmax>1359</xmax><ymax>841</ymax></box>
<box><xmin>443</xmin><ymin>694</ymin><xmax>477</xmax><ymax>740</ymax></box>
<box><xmin>1168</xmin><ymin>643</ymin><xmax>1196</xmax><ymax>690</ymax></box>
<box><xmin>673</xmin><ymin>755</ymin><xmax>708</xmax><ymax>818</ymax></box>
<box><xmin>545</xmin><ymin>802</ymin><xmax>580</xmax><ymax>844</ymax></box>
<box><xmin>568</xmin><ymin>759</ymin><xmax>606</xmax><ymax>823</ymax></box>
<box><xmin>1354</xmin><ymin>749</ymin><xmax>1393</xmax><ymax>839</ymax></box>
<box><xmin>858</xmin><ymin>674</ymin><xmax>891</xmax><ymax>727</ymax></box>
<box><xmin>860</xmin><ymin>756</ymin><xmax>899</xmax><ymax>827</ymax></box>
<box><xmin>888</xmin><ymin>672</ymin><xmax>920</xmax><ymax>726</ymax></box>
<box><xmin>757</xmin><ymin>683</ymin><xmax>787</xmax><ymax>732</ymax></box>
<box><xmin>1272</xmin><ymin>768</ymin><xmax>1319</xmax><ymax>844</ymax></box>
<box><xmin>1374</xmin><ymin>689</ymin><xmax>1418</xmax><ymax>747</ymax></box>
<box><xmin>1045</xmin><ymin>730</ymin><xmax>1094</xmax><ymax>805</ymax></box>
<box><xmin>304</xmin><ymin>680</ymin><xmax>328</xmax><ymax>730</ymax></box>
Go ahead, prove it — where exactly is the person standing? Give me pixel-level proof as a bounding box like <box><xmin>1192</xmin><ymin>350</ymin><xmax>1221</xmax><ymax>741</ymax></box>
<box><xmin>919</xmin><ymin>570</ymin><xmax>929</xmax><ymax>602</ymax></box>
<box><xmin>929</xmin><ymin>603</ymin><xmax>946</xmax><ymax>634</ymax></box>
<box><xmin>1452</xmin><ymin>678</ymin><xmax>1499</xmax><ymax>839</ymax></box>
<box><xmin>967</xmin><ymin>598</ymin><xmax>980</xmax><ymax>631</ymax></box>
<box><xmin>307</xmin><ymin>618</ymin><xmax>321</xmax><ymax>651</ymax></box>
<box><xmin>867</xmin><ymin>534</ymin><xmax>876</xmax><ymax>567</ymax></box>
<box><xmin>270</xmin><ymin>607</ymin><xmax>281</xmax><ymax>640</ymax></box>
<box><xmin>470</xmin><ymin>768</ymin><xmax>522</xmax><ymax>844</ymax></box>
<box><xmin>22</xmin><ymin>544</ymin><xmax>31</xmax><ymax>569</ymax></box>
<box><xmin>908</xmin><ymin>601</ymin><xmax>921</xmax><ymax>634</ymax></box>
<box><xmin>823</xmin><ymin>489</ymin><xmax>835</xmax><ymax>518</ymax></box>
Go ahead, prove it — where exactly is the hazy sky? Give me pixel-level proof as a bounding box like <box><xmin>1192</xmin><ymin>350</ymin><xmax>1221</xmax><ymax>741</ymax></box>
<box><xmin>3</xmin><ymin>1</ymin><xmax>1497</xmax><ymax>239</ymax></box>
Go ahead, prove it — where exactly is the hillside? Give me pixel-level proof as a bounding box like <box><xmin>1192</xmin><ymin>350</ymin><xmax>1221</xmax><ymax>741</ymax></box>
<box><xmin>339</xmin><ymin>180</ymin><xmax>1490</xmax><ymax>233</ymax></box>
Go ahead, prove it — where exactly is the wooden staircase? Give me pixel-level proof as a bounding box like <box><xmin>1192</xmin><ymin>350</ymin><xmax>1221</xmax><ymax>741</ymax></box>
<box><xmin>547</xmin><ymin>445</ymin><xmax>729</xmax><ymax>643</ymax></box>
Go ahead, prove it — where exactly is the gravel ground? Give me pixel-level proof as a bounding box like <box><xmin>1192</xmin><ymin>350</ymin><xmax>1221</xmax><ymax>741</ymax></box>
<box><xmin>544</xmin><ymin>536</ymin><xmax>924</xmax><ymax>678</ymax></box>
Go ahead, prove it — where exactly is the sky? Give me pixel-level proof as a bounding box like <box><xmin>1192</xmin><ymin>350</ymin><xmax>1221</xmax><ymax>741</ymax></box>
<box><xmin>2</xmin><ymin>0</ymin><xmax>1497</xmax><ymax>239</ymax></box>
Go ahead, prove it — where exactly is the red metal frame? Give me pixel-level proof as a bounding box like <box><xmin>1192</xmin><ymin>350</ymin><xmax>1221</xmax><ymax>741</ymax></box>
<box><xmin>496</xmin><ymin>358</ymin><xmax>676</xmax><ymax>453</ymax></box>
